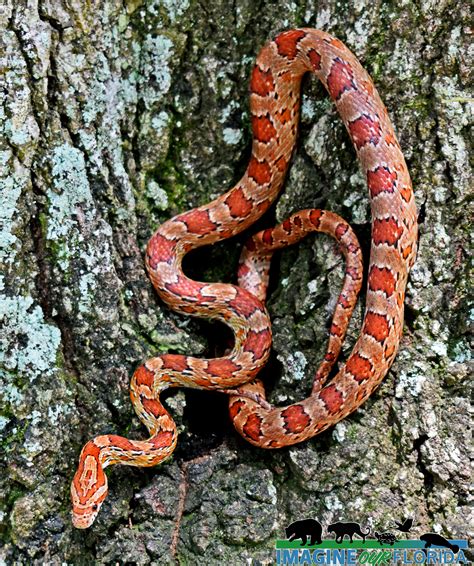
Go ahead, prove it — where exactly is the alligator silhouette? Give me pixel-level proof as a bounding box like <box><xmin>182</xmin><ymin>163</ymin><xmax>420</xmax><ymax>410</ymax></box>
<box><xmin>286</xmin><ymin>519</ymin><xmax>323</xmax><ymax>546</ymax></box>
<box><xmin>420</xmin><ymin>533</ymin><xmax>459</xmax><ymax>554</ymax></box>
<box><xmin>328</xmin><ymin>521</ymin><xmax>370</xmax><ymax>543</ymax></box>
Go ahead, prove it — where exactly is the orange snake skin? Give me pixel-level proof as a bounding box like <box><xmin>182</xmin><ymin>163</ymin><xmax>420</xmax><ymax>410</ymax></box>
<box><xmin>71</xmin><ymin>29</ymin><xmax>417</xmax><ymax>528</ymax></box>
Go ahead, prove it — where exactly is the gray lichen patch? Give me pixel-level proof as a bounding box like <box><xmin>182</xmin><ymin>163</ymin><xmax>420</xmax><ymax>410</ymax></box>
<box><xmin>140</xmin><ymin>33</ymin><xmax>182</xmax><ymax>108</ymax></box>
<box><xmin>0</xmin><ymin>28</ymin><xmax>39</xmax><ymax>270</ymax></box>
<box><xmin>0</xmin><ymin>293</ymin><xmax>60</xmax><ymax>381</ymax></box>
<box><xmin>37</xmin><ymin>141</ymin><xmax>124</xmax><ymax>328</ymax></box>
<box><xmin>433</xmin><ymin>78</ymin><xmax>472</xmax><ymax>197</ymax></box>
<box><xmin>0</xmin><ymin>150</ymin><xmax>26</xmax><ymax>265</ymax></box>
<box><xmin>0</xmin><ymin>32</ymin><xmax>40</xmax><ymax>156</ymax></box>
<box><xmin>45</xmin><ymin>144</ymin><xmax>96</xmax><ymax>265</ymax></box>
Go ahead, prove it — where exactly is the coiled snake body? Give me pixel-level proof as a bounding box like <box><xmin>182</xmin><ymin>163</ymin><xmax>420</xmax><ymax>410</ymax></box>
<box><xmin>71</xmin><ymin>29</ymin><xmax>417</xmax><ymax>528</ymax></box>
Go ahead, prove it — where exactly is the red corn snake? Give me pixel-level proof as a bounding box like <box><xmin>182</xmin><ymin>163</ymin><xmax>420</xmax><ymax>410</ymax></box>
<box><xmin>71</xmin><ymin>28</ymin><xmax>417</xmax><ymax>528</ymax></box>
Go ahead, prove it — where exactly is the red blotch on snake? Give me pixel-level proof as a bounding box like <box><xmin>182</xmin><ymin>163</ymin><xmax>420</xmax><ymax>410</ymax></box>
<box><xmin>402</xmin><ymin>244</ymin><xmax>414</xmax><ymax>260</ymax></box>
<box><xmin>165</xmin><ymin>274</ymin><xmax>201</xmax><ymax>300</ymax></box>
<box><xmin>384</xmin><ymin>342</ymin><xmax>397</xmax><ymax>362</ymax></box>
<box><xmin>368</xmin><ymin>265</ymin><xmax>396</xmax><ymax>297</ymax></box>
<box><xmin>142</xmin><ymin>398</ymin><xmax>166</xmax><ymax>418</ymax></box>
<box><xmin>308</xmin><ymin>48</ymin><xmax>322</xmax><ymax>71</ymax></box>
<box><xmin>373</xmin><ymin>217</ymin><xmax>404</xmax><ymax>246</ymax></box>
<box><xmin>147</xmin><ymin>233</ymin><xmax>176</xmax><ymax>268</ymax></box>
<box><xmin>244</xmin><ymin>329</ymin><xmax>271</xmax><ymax>360</ymax></box>
<box><xmin>179</xmin><ymin>209</ymin><xmax>217</xmax><ymax>235</ymax></box>
<box><xmin>276</xmin><ymin>107</ymin><xmax>292</xmax><ymax>124</ymax></box>
<box><xmin>229</xmin><ymin>400</ymin><xmax>245</xmax><ymax>419</ymax></box>
<box><xmin>400</xmin><ymin>184</ymin><xmax>413</xmax><ymax>203</ymax></box>
<box><xmin>250</xmin><ymin>65</ymin><xmax>275</xmax><ymax>96</ymax></box>
<box><xmin>274</xmin><ymin>30</ymin><xmax>307</xmax><ymax>59</ymax></box>
<box><xmin>161</xmin><ymin>354</ymin><xmax>189</xmax><ymax>372</ymax></box>
<box><xmin>150</xmin><ymin>431</ymin><xmax>174</xmax><ymax>448</ymax></box>
<box><xmin>335</xmin><ymin>223</ymin><xmax>348</xmax><ymax>238</ymax></box>
<box><xmin>330</xmin><ymin>322</ymin><xmax>344</xmax><ymax>337</ymax></box>
<box><xmin>327</xmin><ymin>58</ymin><xmax>356</xmax><ymax>100</ymax></box>
<box><xmin>349</xmin><ymin>114</ymin><xmax>382</xmax><ymax>148</ymax></box>
<box><xmin>363</xmin><ymin>312</ymin><xmax>390</xmax><ymax>342</ymax></box>
<box><xmin>319</xmin><ymin>385</ymin><xmax>344</xmax><ymax>415</ymax></box>
<box><xmin>262</xmin><ymin>229</ymin><xmax>273</xmax><ymax>245</ymax></box>
<box><xmin>243</xmin><ymin>413</ymin><xmax>263</xmax><ymax>441</ymax></box>
<box><xmin>346</xmin><ymin>353</ymin><xmax>373</xmax><ymax>382</ymax></box>
<box><xmin>248</xmin><ymin>156</ymin><xmax>272</xmax><ymax>185</ymax></box>
<box><xmin>134</xmin><ymin>365</ymin><xmax>155</xmax><ymax>387</ymax></box>
<box><xmin>207</xmin><ymin>359</ymin><xmax>241</xmax><ymax>379</ymax></box>
<box><xmin>237</xmin><ymin>263</ymin><xmax>251</xmax><ymax>280</ymax></box>
<box><xmin>225</xmin><ymin>187</ymin><xmax>253</xmax><ymax>217</ymax></box>
<box><xmin>228</xmin><ymin>288</ymin><xmax>261</xmax><ymax>317</ymax></box>
<box><xmin>367</xmin><ymin>166</ymin><xmax>397</xmax><ymax>198</ymax></box>
<box><xmin>337</xmin><ymin>294</ymin><xmax>351</xmax><ymax>308</ymax></box>
<box><xmin>281</xmin><ymin>405</ymin><xmax>311</xmax><ymax>434</ymax></box>
<box><xmin>108</xmin><ymin>435</ymin><xmax>137</xmax><ymax>451</ymax></box>
<box><xmin>310</xmin><ymin>209</ymin><xmax>323</xmax><ymax>228</ymax></box>
<box><xmin>255</xmin><ymin>197</ymin><xmax>273</xmax><ymax>213</ymax></box>
<box><xmin>252</xmin><ymin>114</ymin><xmax>277</xmax><ymax>143</ymax></box>
<box><xmin>333</xmin><ymin>38</ymin><xmax>347</xmax><ymax>49</ymax></box>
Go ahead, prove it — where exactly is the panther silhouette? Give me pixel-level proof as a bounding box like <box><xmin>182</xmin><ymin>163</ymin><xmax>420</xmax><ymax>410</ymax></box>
<box><xmin>285</xmin><ymin>519</ymin><xmax>323</xmax><ymax>546</ymax></box>
<box><xmin>328</xmin><ymin>521</ymin><xmax>370</xmax><ymax>543</ymax></box>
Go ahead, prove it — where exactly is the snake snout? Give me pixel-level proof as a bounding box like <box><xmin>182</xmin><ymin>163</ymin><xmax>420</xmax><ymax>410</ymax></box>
<box><xmin>71</xmin><ymin>505</ymin><xmax>101</xmax><ymax>529</ymax></box>
<box><xmin>71</xmin><ymin>440</ymin><xmax>109</xmax><ymax>528</ymax></box>
<box><xmin>71</xmin><ymin>477</ymin><xmax>108</xmax><ymax>529</ymax></box>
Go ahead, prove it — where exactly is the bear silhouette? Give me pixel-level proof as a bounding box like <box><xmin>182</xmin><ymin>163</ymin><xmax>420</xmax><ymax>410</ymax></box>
<box><xmin>420</xmin><ymin>533</ymin><xmax>459</xmax><ymax>554</ymax></box>
<box><xmin>328</xmin><ymin>521</ymin><xmax>370</xmax><ymax>543</ymax></box>
<box><xmin>285</xmin><ymin>519</ymin><xmax>323</xmax><ymax>546</ymax></box>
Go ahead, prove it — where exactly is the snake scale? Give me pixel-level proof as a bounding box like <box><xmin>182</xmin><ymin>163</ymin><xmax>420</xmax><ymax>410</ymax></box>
<box><xmin>71</xmin><ymin>29</ymin><xmax>417</xmax><ymax>528</ymax></box>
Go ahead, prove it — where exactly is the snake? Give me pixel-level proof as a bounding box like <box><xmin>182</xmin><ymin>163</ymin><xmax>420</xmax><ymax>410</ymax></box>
<box><xmin>71</xmin><ymin>28</ymin><xmax>417</xmax><ymax>528</ymax></box>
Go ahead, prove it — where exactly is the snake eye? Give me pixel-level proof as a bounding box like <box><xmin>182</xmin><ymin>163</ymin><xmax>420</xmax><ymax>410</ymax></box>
<box><xmin>92</xmin><ymin>504</ymin><xmax>98</xmax><ymax>510</ymax></box>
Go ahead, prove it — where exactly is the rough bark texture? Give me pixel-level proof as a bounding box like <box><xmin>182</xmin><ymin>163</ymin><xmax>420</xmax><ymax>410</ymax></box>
<box><xmin>0</xmin><ymin>0</ymin><xmax>471</xmax><ymax>563</ymax></box>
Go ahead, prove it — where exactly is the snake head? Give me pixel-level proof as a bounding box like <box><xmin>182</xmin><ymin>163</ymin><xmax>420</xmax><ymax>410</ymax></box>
<box><xmin>71</xmin><ymin>438</ymin><xmax>109</xmax><ymax>529</ymax></box>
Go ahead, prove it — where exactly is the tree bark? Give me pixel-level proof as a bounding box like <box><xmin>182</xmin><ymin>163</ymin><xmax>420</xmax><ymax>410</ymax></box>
<box><xmin>0</xmin><ymin>0</ymin><xmax>471</xmax><ymax>563</ymax></box>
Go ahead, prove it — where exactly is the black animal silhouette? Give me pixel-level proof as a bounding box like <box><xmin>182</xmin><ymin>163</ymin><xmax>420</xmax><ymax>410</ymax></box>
<box><xmin>394</xmin><ymin>517</ymin><xmax>413</xmax><ymax>533</ymax></box>
<box><xmin>286</xmin><ymin>519</ymin><xmax>323</xmax><ymax>546</ymax></box>
<box><xmin>420</xmin><ymin>533</ymin><xmax>459</xmax><ymax>554</ymax></box>
<box><xmin>328</xmin><ymin>521</ymin><xmax>370</xmax><ymax>543</ymax></box>
<box><xmin>374</xmin><ymin>531</ymin><xmax>398</xmax><ymax>546</ymax></box>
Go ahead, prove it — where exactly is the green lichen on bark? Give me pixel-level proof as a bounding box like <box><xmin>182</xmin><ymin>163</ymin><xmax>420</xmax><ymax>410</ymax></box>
<box><xmin>0</xmin><ymin>0</ymin><xmax>471</xmax><ymax>563</ymax></box>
